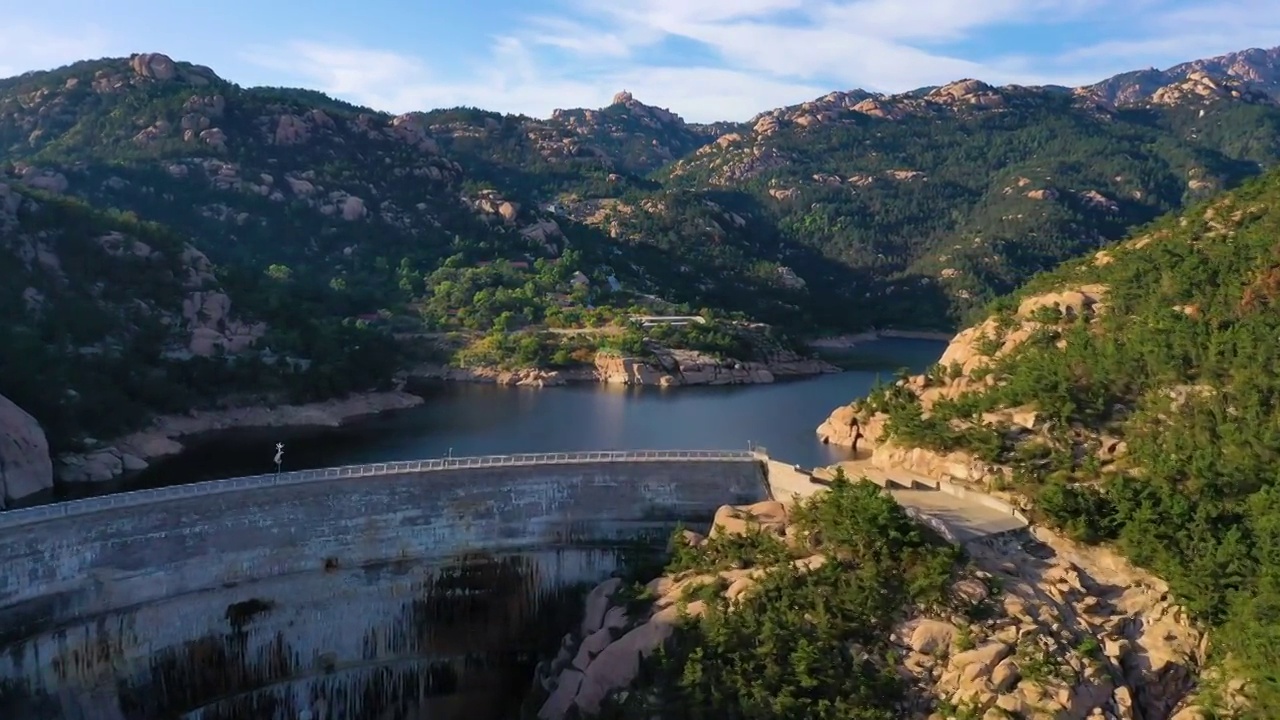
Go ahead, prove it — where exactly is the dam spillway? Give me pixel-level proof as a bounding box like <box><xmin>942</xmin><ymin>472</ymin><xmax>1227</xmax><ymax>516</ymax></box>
<box><xmin>0</xmin><ymin>450</ymin><xmax>770</xmax><ymax>720</ymax></box>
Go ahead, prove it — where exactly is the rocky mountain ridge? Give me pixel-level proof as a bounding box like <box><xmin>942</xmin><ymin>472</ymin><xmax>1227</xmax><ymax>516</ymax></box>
<box><xmin>6</xmin><ymin>45</ymin><xmax>1280</xmax><ymax>504</ymax></box>
<box><xmin>1082</xmin><ymin>46</ymin><xmax>1280</xmax><ymax>106</ymax></box>
<box><xmin>7</xmin><ymin>47</ymin><xmax>1280</xmax><ymax>334</ymax></box>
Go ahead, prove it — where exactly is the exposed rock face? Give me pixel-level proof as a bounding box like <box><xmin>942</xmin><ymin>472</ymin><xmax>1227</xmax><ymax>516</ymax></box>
<box><xmin>816</xmin><ymin>404</ymin><xmax>886</xmax><ymax>448</ymax></box>
<box><xmin>891</xmin><ymin>526</ymin><xmax>1213</xmax><ymax>719</ymax></box>
<box><xmin>180</xmin><ymin>270</ymin><xmax>266</xmax><ymax>359</ymax></box>
<box><xmin>1084</xmin><ymin>46</ymin><xmax>1280</xmax><ymax>106</ymax></box>
<box><xmin>0</xmin><ymin>394</ymin><xmax>54</xmax><ymax>507</ymax></box>
<box><xmin>534</xmin><ymin>491</ymin><xmax>1216</xmax><ymax>720</ymax></box>
<box><xmin>817</xmin><ymin>283</ymin><xmax>1110</xmax><ymax>492</ymax></box>
<box><xmin>1148</xmin><ymin>71</ymin><xmax>1272</xmax><ymax>106</ymax></box>
<box><xmin>535</xmin><ymin>501</ymin><xmax>803</xmax><ymax>719</ymax></box>
<box><xmin>806</xmin><ymin>273</ymin><xmax>1249</xmax><ymax>713</ymax></box>
<box><xmin>130</xmin><ymin>53</ymin><xmax>178</xmax><ymax>81</ymax></box>
<box><xmin>594</xmin><ymin>348</ymin><xmax>801</xmax><ymax>386</ymax></box>
<box><xmin>15</xmin><ymin>165</ymin><xmax>69</xmax><ymax>194</ymax></box>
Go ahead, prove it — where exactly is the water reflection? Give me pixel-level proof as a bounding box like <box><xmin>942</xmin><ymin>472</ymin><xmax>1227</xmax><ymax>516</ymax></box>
<box><xmin>48</xmin><ymin>339</ymin><xmax>945</xmax><ymax>501</ymax></box>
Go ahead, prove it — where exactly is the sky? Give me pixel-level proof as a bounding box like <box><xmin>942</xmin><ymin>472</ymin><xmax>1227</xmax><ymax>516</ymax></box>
<box><xmin>1</xmin><ymin>0</ymin><xmax>1278</xmax><ymax>123</ymax></box>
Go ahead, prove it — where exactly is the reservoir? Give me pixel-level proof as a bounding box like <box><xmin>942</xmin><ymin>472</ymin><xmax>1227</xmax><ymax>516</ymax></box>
<box><xmin>114</xmin><ymin>338</ymin><xmax>946</xmax><ymax>490</ymax></box>
<box><xmin>1</xmin><ymin>338</ymin><xmax>946</xmax><ymax>720</ymax></box>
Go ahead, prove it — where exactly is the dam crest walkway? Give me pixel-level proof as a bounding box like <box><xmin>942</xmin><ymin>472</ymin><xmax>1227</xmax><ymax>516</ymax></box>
<box><xmin>0</xmin><ymin>449</ymin><xmax>1027</xmax><ymax>542</ymax></box>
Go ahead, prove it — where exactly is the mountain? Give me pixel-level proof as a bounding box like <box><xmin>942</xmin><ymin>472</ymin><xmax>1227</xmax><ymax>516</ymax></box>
<box><xmin>817</xmin><ymin>165</ymin><xmax>1280</xmax><ymax>711</ymax></box>
<box><xmin>6</xmin><ymin>48</ymin><xmax>1280</xmax><ymax>332</ymax></box>
<box><xmin>1083</xmin><ymin>46</ymin><xmax>1280</xmax><ymax>106</ymax></box>
<box><xmin>0</xmin><ymin>180</ymin><xmax>400</xmax><ymax>456</ymax></box>
<box><xmin>4</xmin><ymin>46</ymin><xmax>1280</xmax><ymax>456</ymax></box>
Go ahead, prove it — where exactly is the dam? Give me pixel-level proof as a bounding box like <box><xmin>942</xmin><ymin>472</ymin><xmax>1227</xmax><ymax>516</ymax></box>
<box><xmin>0</xmin><ymin>450</ymin><xmax>770</xmax><ymax>720</ymax></box>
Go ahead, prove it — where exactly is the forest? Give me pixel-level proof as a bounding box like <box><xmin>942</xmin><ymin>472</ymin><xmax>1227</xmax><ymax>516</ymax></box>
<box><xmin>592</xmin><ymin>474</ymin><xmax>963</xmax><ymax>720</ymax></box>
<box><xmin>860</xmin><ymin>168</ymin><xmax>1280</xmax><ymax>712</ymax></box>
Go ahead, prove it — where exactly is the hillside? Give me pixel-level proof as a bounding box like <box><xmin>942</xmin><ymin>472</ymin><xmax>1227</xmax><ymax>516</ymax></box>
<box><xmin>0</xmin><ymin>180</ymin><xmax>399</xmax><ymax>457</ymax></box>
<box><xmin>527</xmin><ymin>478</ymin><xmax>1218</xmax><ymax>720</ymax></box>
<box><xmin>817</xmin><ymin>166</ymin><xmax>1280</xmax><ymax>713</ymax></box>
<box><xmin>5</xmin><ymin>47</ymin><xmax>1280</xmax><ymax>467</ymax></box>
<box><xmin>4</xmin><ymin>48</ymin><xmax>1280</xmax><ymax>336</ymax></box>
<box><xmin>1083</xmin><ymin>46</ymin><xmax>1280</xmax><ymax>105</ymax></box>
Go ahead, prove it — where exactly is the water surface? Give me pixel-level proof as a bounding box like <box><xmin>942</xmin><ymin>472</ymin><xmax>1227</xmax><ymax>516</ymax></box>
<box><xmin>73</xmin><ymin>338</ymin><xmax>946</xmax><ymax>496</ymax></box>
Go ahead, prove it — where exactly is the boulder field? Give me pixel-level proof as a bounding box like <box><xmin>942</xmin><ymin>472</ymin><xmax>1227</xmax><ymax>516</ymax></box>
<box><xmin>531</xmin><ymin>497</ymin><xmax>1221</xmax><ymax>719</ymax></box>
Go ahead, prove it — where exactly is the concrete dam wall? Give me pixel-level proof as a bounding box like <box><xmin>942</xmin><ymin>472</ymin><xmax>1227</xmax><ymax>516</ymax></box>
<box><xmin>0</xmin><ymin>451</ymin><xmax>769</xmax><ymax>720</ymax></box>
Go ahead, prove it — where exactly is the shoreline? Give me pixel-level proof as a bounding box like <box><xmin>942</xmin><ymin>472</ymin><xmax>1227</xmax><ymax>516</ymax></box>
<box><xmin>56</xmin><ymin>390</ymin><xmax>426</xmax><ymax>484</ymax></box>
<box><xmin>807</xmin><ymin>329</ymin><xmax>956</xmax><ymax>349</ymax></box>
<box><xmin>408</xmin><ymin>355</ymin><xmax>841</xmax><ymax>388</ymax></box>
<box><xmin>51</xmin><ymin>355</ymin><xmax>840</xmax><ymax>485</ymax></box>
<box><xmin>50</xmin><ymin>349</ymin><xmax>851</xmax><ymax>487</ymax></box>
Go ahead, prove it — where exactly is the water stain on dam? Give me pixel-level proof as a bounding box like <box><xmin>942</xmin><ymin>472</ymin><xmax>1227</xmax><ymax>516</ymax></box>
<box><xmin>5</xmin><ymin>552</ymin><xmax>597</xmax><ymax>720</ymax></box>
<box><xmin>0</xmin><ymin>458</ymin><xmax>770</xmax><ymax>720</ymax></box>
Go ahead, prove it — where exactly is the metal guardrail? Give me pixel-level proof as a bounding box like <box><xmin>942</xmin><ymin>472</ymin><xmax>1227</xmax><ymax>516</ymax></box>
<box><xmin>0</xmin><ymin>450</ymin><xmax>760</xmax><ymax>531</ymax></box>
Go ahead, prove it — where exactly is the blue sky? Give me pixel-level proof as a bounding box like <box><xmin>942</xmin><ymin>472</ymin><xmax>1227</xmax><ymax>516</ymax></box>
<box><xmin>2</xmin><ymin>0</ymin><xmax>1277</xmax><ymax>122</ymax></box>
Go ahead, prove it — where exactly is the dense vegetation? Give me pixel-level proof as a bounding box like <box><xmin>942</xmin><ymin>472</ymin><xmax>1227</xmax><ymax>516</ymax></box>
<box><xmin>664</xmin><ymin>96</ymin><xmax>1280</xmax><ymax>325</ymax></box>
<box><xmin>5</xmin><ymin>50</ymin><xmax>1280</xmax><ymax>449</ymax></box>
<box><xmin>596</xmin><ymin>474</ymin><xmax>962</xmax><ymax>719</ymax></box>
<box><xmin>863</xmin><ymin>168</ymin><xmax>1280</xmax><ymax>712</ymax></box>
<box><xmin>5</xmin><ymin>53</ymin><xmax>1280</xmax><ymax>344</ymax></box>
<box><xmin>0</xmin><ymin>186</ymin><xmax>402</xmax><ymax>452</ymax></box>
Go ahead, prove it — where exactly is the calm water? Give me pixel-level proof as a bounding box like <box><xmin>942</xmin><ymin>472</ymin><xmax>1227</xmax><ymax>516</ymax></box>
<box><xmin>65</xmin><ymin>339</ymin><xmax>945</xmax><ymax>497</ymax></box>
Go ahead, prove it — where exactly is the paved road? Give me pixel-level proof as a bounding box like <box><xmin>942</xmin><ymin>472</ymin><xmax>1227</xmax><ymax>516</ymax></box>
<box><xmin>887</xmin><ymin>489</ymin><xmax>1027</xmax><ymax>543</ymax></box>
<box><xmin>772</xmin><ymin>458</ymin><xmax>1027</xmax><ymax>543</ymax></box>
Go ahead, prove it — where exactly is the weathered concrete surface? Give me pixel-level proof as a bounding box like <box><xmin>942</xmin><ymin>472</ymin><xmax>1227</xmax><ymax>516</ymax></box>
<box><xmin>885</xmin><ymin>489</ymin><xmax>1025</xmax><ymax>543</ymax></box>
<box><xmin>0</xmin><ymin>458</ymin><xmax>768</xmax><ymax>720</ymax></box>
<box><xmin>768</xmin><ymin>457</ymin><xmax>1027</xmax><ymax>543</ymax></box>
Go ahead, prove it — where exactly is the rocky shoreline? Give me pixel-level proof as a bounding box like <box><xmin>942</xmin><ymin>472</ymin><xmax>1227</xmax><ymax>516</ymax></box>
<box><xmin>55</xmin><ymin>390</ymin><xmax>425</xmax><ymax>485</ymax></box>
<box><xmin>44</xmin><ymin>348</ymin><xmax>838</xmax><ymax>487</ymax></box>
<box><xmin>412</xmin><ymin>348</ymin><xmax>841</xmax><ymax>388</ymax></box>
<box><xmin>7</xmin><ymin>347</ymin><xmax>838</xmax><ymax>496</ymax></box>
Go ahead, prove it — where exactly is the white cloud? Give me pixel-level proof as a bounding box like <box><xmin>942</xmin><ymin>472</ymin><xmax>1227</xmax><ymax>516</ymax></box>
<box><xmin>0</xmin><ymin>2</ymin><xmax>1273</xmax><ymax>128</ymax></box>
<box><xmin>242</xmin><ymin>39</ymin><xmax>828</xmax><ymax>122</ymax></box>
<box><xmin>14</xmin><ymin>0</ymin><xmax>1252</xmax><ymax>123</ymax></box>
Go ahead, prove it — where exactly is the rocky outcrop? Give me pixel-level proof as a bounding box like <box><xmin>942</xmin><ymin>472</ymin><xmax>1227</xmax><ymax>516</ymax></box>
<box><xmin>893</xmin><ymin>525</ymin><xmax>1214</xmax><ymax>719</ymax></box>
<box><xmin>594</xmin><ymin>347</ymin><xmax>837</xmax><ymax>386</ymax></box>
<box><xmin>413</xmin><ymin>348</ymin><xmax>839</xmax><ymax>388</ymax></box>
<box><xmin>534</xmin><ymin>492</ymin><xmax>1217</xmax><ymax>720</ymax></box>
<box><xmin>806</xmin><ymin>278</ymin><xmax>1247</xmax><ymax>715</ymax></box>
<box><xmin>816</xmin><ymin>284</ymin><xmax>1111</xmax><ymax>490</ymax></box>
<box><xmin>55</xmin><ymin>391</ymin><xmax>424</xmax><ymax>483</ymax></box>
<box><xmin>533</xmin><ymin>501</ymin><xmax>810</xmax><ymax>719</ymax></box>
<box><xmin>1082</xmin><ymin>46</ymin><xmax>1280</xmax><ymax>106</ymax></box>
<box><xmin>181</xmin><ymin>289</ymin><xmax>266</xmax><ymax>357</ymax></box>
<box><xmin>0</xmin><ymin>394</ymin><xmax>54</xmax><ymax>508</ymax></box>
<box><xmin>1148</xmin><ymin>71</ymin><xmax>1273</xmax><ymax>107</ymax></box>
<box><xmin>815</xmin><ymin>404</ymin><xmax>887</xmax><ymax>449</ymax></box>
<box><xmin>411</xmin><ymin>365</ymin><xmax>586</xmax><ymax>387</ymax></box>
